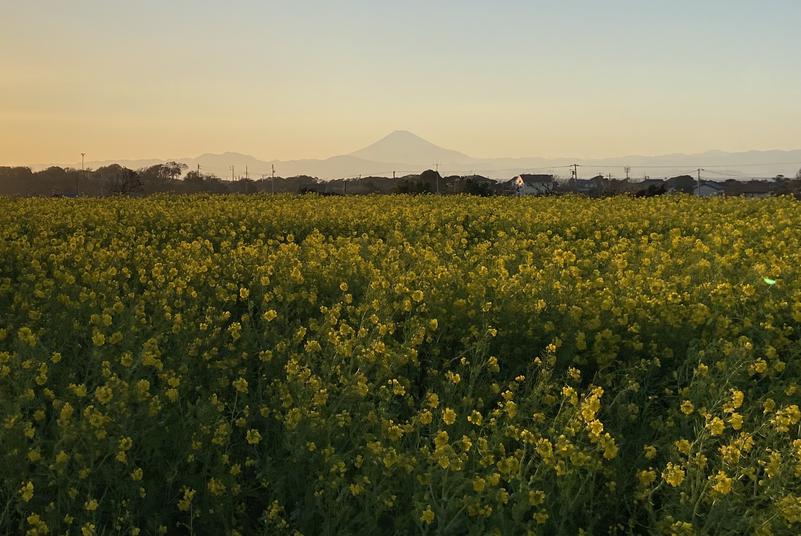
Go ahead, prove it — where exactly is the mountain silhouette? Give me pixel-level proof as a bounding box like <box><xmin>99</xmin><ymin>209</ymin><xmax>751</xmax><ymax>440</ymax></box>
<box><xmin>349</xmin><ymin>130</ymin><xmax>475</xmax><ymax>166</ymax></box>
<box><xmin>69</xmin><ymin>131</ymin><xmax>801</xmax><ymax>180</ymax></box>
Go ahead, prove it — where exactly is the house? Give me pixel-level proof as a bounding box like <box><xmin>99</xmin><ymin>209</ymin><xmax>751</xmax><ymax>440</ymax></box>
<box><xmin>722</xmin><ymin>180</ymin><xmax>774</xmax><ymax>198</ymax></box>
<box><xmin>696</xmin><ymin>181</ymin><xmax>725</xmax><ymax>197</ymax></box>
<box><xmin>665</xmin><ymin>175</ymin><xmax>697</xmax><ymax>194</ymax></box>
<box><xmin>510</xmin><ymin>174</ymin><xmax>556</xmax><ymax>195</ymax></box>
<box><xmin>564</xmin><ymin>178</ymin><xmax>600</xmax><ymax>195</ymax></box>
<box><xmin>639</xmin><ymin>178</ymin><xmax>666</xmax><ymax>189</ymax></box>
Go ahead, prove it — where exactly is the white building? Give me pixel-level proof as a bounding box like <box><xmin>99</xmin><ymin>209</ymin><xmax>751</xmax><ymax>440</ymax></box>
<box><xmin>512</xmin><ymin>174</ymin><xmax>556</xmax><ymax>195</ymax></box>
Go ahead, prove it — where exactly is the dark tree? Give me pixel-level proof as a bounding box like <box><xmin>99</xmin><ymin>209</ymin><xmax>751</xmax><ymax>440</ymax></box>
<box><xmin>139</xmin><ymin>162</ymin><xmax>187</xmax><ymax>183</ymax></box>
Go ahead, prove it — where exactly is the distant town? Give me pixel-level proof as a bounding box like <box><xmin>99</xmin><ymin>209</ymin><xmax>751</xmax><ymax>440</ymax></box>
<box><xmin>1</xmin><ymin>163</ymin><xmax>800</xmax><ymax>198</ymax></box>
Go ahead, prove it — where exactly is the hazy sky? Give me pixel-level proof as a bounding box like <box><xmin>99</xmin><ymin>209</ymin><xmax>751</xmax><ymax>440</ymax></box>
<box><xmin>2</xmin><ymin>0</ymin><xmax>800</xmax><ymax>165</ymax></box>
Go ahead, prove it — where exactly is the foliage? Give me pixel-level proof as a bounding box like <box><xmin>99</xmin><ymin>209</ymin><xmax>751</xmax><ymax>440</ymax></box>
<box><xmin>1</xmin><ymin>195</ymin><xmax>800</xmax><ymax>535</ymax></box>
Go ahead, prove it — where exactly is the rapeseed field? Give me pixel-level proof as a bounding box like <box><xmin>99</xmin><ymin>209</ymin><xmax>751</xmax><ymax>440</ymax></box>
<box><xmin>1</xmin><ymin>195</ymin><xmax>800</xmax><ymax>535</ymax></box>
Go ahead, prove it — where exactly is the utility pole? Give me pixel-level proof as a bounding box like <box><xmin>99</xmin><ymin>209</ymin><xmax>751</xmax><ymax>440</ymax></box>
<box><xmin>624</xmin><ymin>166</ymin><xmax>631</xmax><ymax>180</ymax></box>
<box><xmin>696</xmin><ymin>168</ymin><xmax>704</xmax><ymax>196</ymax></box>
<box><xmin>392</xmin><ymin>170</ymin><xmax>396</xmax><ymax>180</ymax></box>
<box><xmin>245</xmin><ymin>165</ymin><xmax>248</xmax><ymax>180</ymax></box>
<box><xmin>79</xmin><ymin>152</ymin><xmax>85</xmax><ymax>196</ymax></box>
<box><xmin>231</xmin><ymin>166</ymin><xmax>235</xmax><ymax>181</ymax></box>
<box><xmin>570</xmin><ymin>163</ymin><xmax>580</xmax><ymax>180</ymax></box>
<box><xmin>271</xmin><ymin>164</ymin><xmax>275</xmax><ymax>194</ymax></box>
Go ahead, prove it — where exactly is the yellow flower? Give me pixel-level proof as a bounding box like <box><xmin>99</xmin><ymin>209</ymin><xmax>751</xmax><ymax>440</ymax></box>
<box><xmin>445</xmin><ymin>371</ymin><xmax>461</xmax><ymax>384</ymax></box>
<box><xmin>600</xmin><ymin>433</ymin><xmax>619</xmax><ymax>460</ymax></box>
<box><xmin>729</xmin><ymin>389</ymin><xmax>744</xmax><ymax>410</ymax></box>
<box><xmin>706</xmin><ymin>417</ymin><xmax>725</xmax><ymax>436</ymax></box>
<box><xmin>720</xmin><ymin>444</ymin><xmax>741</xmax><ymax>465</ymax></box>
<box><xmin>94</xmin><ymin>385</ymin><xmax>113</xmax><ymax>405</ymax></box>
<box><xmin>85</xmin><ymin>498</ymin><xmax>99</xmax><ymax>511</ymax></box>
<box><xmin>92</xmin><ymin>331</ymin><xmax>105</xmax><ymax>347</ymax></box>
<box><xmin>637</xmin><ymin>469</ymin><xmax>656</xmax><ymax>486</ymax></box>
<box><xmin>776</xmin><ymin>495</ymin><xmax>801</xmax><ymax>524</ymax></box>
<box><xmin>467</xmin><ymin>410</ymin><xmax>483</xmax><ymax>426</ymax></box>
<box><xmin>420</xmin><ymin>506</ymin><xmax>435</xmax><ymax>524</ymax></box>
<box><xmin>528</xmin><ymin>490</ymin><xmax>546</xmax><ymax>506</ymax></box>
<box><xmin>232</xmin><ymin>377</ymin><xmax>248</xmax><ymax>393</ymax></box>
<box><xmin>418</xmin><ymin>410</ymin><xmax>433</xmax><ymax>425</ymax></box>
<box><xmin>568</xmin><ymin>367</ymin><xmax>582</xmax><ymax>381</ymax></box>
<box><xmin>19</xmin><ymin>481</ymin><xmax>34</xmax><ymax>502</ymax></box>
<box><xmin>70</xmin><ymin>383</ymin><xmax>88</xmax><ymax>397</ymax></box>
<box><xmin>751</xmin><ymin>359</ymin><xmax>768</xmax><ymax>374</ymax></box>
<box><xmin>177</xmin><ymin>487</ymin><xmax>196</xmax><ymax>512</ymax></box>
<box><xmin>764</xmin><ymin>451</ymin><xmax>783</xmax><ymax>478</ymax></box>
<box><xmin>442</xmin><ymin>407</ymin><xmax>456</xmax><ymax>426</ymax></box>
<box><xmin>771</xmin><ymin>405</ymin><xmax>801</xmax><ymax>433</ymax></box>
<box><xmin>709</xmin><ymin>471</ymin><xmax>733</xmax><ymax>495</ymax></box>
<box><xmin>662</xmin><ymin>462</ymin><xmax>685</xmax><ymax>487</ymax></box>
<box><xmin>643</xmin><ymin>445</ymin><xmax>657</xmax><ymax>460</ymax></box>
<box><xmin>588</xmin><ymin>419</ymin><xmax>604</xmax><ymax>438</ymax></box>
<box><xmin>680</xmin><ymin>400</ymin><xmax>694</xmax><ymax>415</ymax></box>
<box><xmin>246</xmin><ymin>429</ymin><xmax>262</xmax><ymax>445</ymax></box>
<box><xmin>207</xmin><ymin>478</ymin><xmax>226</xmax><ymax>496</ymax></box>
<box><xmin>434</xmin><ymin>430</ymin><xmax>449</xmax><ymax>448</ymax></box>
<box><xmin>26</xmin><ymin>513</ymin><xmax>48</xmax><ymax>533</ymax></box>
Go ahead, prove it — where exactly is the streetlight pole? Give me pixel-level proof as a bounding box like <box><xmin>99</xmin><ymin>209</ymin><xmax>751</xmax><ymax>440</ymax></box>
<box><xmin>696</xmin><ymin>168</ymin><xmax>704</xmax><ymax>196</ymax></box>
<box><xmin>79</xmin><ymin>152</ymin><xmax>85</xmax><ymax>196</ymax></box>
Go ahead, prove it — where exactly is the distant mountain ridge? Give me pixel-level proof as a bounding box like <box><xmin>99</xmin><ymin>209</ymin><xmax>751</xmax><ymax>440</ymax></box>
<box><xmin>349</xmin><ymin>130</ymin><xmax>475</xmax><ymax>166</ymax></box>
<box><xmin>51</xmin><ymin>131</ymin><xmax>801</xmax><ymax>180</ymax></box>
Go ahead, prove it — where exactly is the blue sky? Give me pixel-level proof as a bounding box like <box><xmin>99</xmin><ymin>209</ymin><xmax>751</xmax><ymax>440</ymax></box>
<box><xmin>2</xmin><ymin>0</ymin><xmax>800</xmax><ymax>163</ymax></box>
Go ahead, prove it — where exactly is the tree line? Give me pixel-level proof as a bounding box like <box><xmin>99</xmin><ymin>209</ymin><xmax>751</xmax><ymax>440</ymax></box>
<box><xmin>1</xmin><ymin>163</ymin><xmax>799</xmax><ymax>197</ymax></box>
<box><xmin>0</xmin><ymin>165</ymin><xmax>499</xmax><ymax>197</ymax></box>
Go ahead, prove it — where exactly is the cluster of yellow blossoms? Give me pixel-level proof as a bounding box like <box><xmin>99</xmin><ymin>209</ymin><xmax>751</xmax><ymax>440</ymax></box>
<box><xmin>1</xmin><ymin>194</ymin><xmax>800</xmax><ymax>534</ymax></box>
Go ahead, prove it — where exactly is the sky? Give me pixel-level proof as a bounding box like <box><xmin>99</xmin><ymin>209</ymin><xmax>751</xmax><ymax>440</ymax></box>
<box><xmin>2</xmin><ymin>0</ymin><xmax>801</xmax><ymax>165</ymax></box>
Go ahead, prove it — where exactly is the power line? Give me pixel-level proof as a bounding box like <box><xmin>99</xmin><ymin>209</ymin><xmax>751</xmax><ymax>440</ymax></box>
<box><xmin>702</xmin><ymin>168</ymin><xmax>750</xmax><ymax>178</ymax></box>
<box><xmin>283</xmin><ymin>158</ymin><xmax>799</xmax><ymax>181</ymax></box>
<box><xmin>586</xmin><ymin>161</ymin><xmax>801</xmax><ymax>169</ymax></box>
